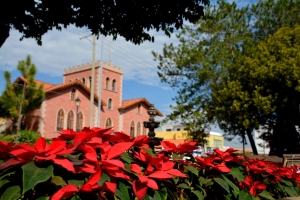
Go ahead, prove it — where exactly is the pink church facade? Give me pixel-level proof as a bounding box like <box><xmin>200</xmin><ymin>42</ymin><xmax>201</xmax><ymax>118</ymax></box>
<box><xmin>18</xmin><ymin>61</ymin><xmax>163</xmax><ymax>139</ymax></box>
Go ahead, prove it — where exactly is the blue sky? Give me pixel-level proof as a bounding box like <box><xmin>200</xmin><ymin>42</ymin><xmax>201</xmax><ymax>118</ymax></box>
<box><xmin>0</xmin><ymin>0</ymin><xmax>256</xmax><ymax>148</ymax></box>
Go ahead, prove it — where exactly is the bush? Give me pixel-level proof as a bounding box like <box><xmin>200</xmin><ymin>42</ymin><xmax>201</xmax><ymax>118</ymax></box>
<box><xmin>0</xmin><ymin>127</ymin><xmax>299</xmax><ymax>200</ymax></box>
<box><xmin>18</xmin><ymin>130</ymin><xmax>40</xmax><ymax>145</ymax></box>
<box><xmin>0</xmin><ymin>130</ymin><xmax>41</xmax><ymax>145</ymax></box>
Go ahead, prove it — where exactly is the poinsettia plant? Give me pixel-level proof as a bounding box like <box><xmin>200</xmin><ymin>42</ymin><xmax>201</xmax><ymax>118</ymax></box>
<box><xmin>0</xmin><ymin>127</ymin><xmax>299</xmax><ymax>200</ymax></box>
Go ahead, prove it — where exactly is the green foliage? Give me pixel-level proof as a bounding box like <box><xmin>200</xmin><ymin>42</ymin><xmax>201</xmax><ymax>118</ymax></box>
<box><xmin>0</xmin><ymin>0</ymin><xmax>209</xmax><ymax>47</ymax></box>
<box><xmin>153</xmin><ymin>0</ymin><xmax>300</xmax><ymax>155</ymax></box>
<box><xmin>18</xmin><ymin>130</ymin><xmax>40</xmax><ymax>145</ymax></box>
<box><xmin>0</xmin><ymin>55</ymin><xmax>45</xmax><ymax>133</ymax></box>
<box><xmin>22</xmin><ymin>162</ymin><xmax>54</xmax><ymax>194</ymax></box>
<box><xmin>0</xmin><ymin>130</ymin><xmax>40</xmax><ymax>145</ymax></box>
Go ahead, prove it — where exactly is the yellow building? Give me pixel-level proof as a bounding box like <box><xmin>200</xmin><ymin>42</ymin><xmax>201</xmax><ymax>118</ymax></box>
<box><xmin>155</xmin><ymin>130</ymin><xmax>224</xmax><ymax>150</ymax></box>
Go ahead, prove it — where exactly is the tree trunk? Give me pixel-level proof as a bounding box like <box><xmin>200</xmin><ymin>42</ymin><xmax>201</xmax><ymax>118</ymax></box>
<box><xmin>15</xmin><ymin>82</ymin><xmax>26</xmax><ymax>144</ymax></box>
<box><xmin>246</xmin><ymin>128</ymin><xmax>258</xmax><ymax>155</ymax></box>
<box><xmin>0</xmin><ymin>22</ymin><xmax>9</xmax><ymax>48</ymax></box>
<box><xmin>270</xmin><ymin>109</ymin><xmax>300</xmax><ymax>157</ymax></box>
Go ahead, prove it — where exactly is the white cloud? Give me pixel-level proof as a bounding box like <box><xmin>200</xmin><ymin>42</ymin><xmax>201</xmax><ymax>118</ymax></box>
<box><xmin>0</xmin><ymin>26</ymin><xmax>179</xmax><ymax>90</ymax></box>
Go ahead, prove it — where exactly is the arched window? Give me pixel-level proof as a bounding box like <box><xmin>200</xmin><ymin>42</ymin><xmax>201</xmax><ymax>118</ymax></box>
<box><xmin>137</xmin><ymin>122</ymin><xmax>141</xmax><ymax>136</ymax></box>
<box><xmin>82</xmin><ymin>78</ymin><xmax>86</xmax><ymax>85</ymax></box>
<box><xmin>130</xmin><ymin>121</ymin><xmax>135</xmax><ymax>137</ymax></box>
<box><xmin>143</xmin><ymin>127</ymin><xmax>147</xmax><ymax>135</ymax></box>
<box><xmin>112</xmin><ymin>79</ymin><xmax>116</xmax><ymax>91</ymax></box>
<box><xmin>89</xmin><ymin>76</ymin><xmax>92</xmax><ymax>88</ymax></box>
<box><xmin>106</xmin><ymin>77</ymin><xmax>110</xmax><ymax>90</ymax></box>
<box><xmin>67</xmin><ymin>110</ymin><xmax>74</xmax><ymax>130</ymax></box>
<box><xmin>106</xmin><ymin>118</ymin><xmax>112</xmax><ymax>128</ymax></box>
<box><xmin>71</xmin><ymin>88</ymin><xmax>76</xmax><ymax>100</ymax></box>
<box><xmin>56</xmin><ymin>109</ymin><xmax>64</xmax><ymax>131</ymax></box>
<box><xmin>78</xmin><ymin>112</ymin><xmax>83</xmax><ymax>132</ymax></box>
<box><xmin>138</xmin><ymin>104</ymin><xmax>141</xmax><ymax>114</ymax></box>
<box><xmin>108</xmin><ymin>98</ymin><xmax>112</xmax><ymax>110</ymax></box>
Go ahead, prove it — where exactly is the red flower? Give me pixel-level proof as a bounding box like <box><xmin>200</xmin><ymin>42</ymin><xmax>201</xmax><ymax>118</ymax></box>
<box><xmin>161</xmin><ymin>141</ymin><xmax>197</xmax><ymax>154</ymax></box>
<box><xmin>195</xmin><ymin>156</ymin><xmax>230</xmax><ymax>173</ymax></box>
<box><xmin>243</xmin><ymin>176</ymin><xmax>266</xmax><ymax>196</ymax></box>
<box><xmin>130</xmin><ymin>161</ymin><xmax>186</xmax><ymax>200</ymax></box>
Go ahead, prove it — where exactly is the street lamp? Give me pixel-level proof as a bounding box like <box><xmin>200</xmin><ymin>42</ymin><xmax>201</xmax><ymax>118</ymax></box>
<box><xmin>75</xmin><ymin>97</ymin><xmax>81</xmax><ymax>132</ymax></box>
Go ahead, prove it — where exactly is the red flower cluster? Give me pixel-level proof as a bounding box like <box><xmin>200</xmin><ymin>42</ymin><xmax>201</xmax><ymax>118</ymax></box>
<box><xmin>1</xmin><ymin>128</ymin><xmax>300</xmax><ymax>200</ymax></box>
<box><xmin>243</xmin><ymin>158</ymin><xmax>300</xmax><ymax>186</ymax></box>
<box><xmin>0</xmin><ymin>128</ymin><xmax>193</xmax><ymax>200</ymax></box>
<box><xmin>194</xmin><ymin>148</ymin><xmax>244</xmax><ymax>173</ymax></box>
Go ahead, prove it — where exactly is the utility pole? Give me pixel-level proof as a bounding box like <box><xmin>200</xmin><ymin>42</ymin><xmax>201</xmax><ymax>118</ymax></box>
<box><xmin>90</xmin><ymin>35</ymin><xmax>96</xmax><ymax>128</ymax></box>
<box><xmin>80</xmin><ymin>33</ymin><xmax>96</xmax><ymax>128</ymax></box>
<box><xmin>97</xmin><ymin>35</ymin><xmax>104</xmax><ymax>127</ymax></box>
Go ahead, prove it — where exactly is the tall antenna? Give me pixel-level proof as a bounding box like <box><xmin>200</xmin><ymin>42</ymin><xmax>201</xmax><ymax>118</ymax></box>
<box><xmin>109</xmin><ymin>35</ymin><xmax>112</xmax><ymax>62</ymax></box>
<box><xmin>80</xmin><ymin>33</ymin><xmax>96</xmax><ymax>128</ymax></box>
<box><xmin>97</xmin><ymin>35</ymin><xmax>104</xmax><ymax>127</ymax></box>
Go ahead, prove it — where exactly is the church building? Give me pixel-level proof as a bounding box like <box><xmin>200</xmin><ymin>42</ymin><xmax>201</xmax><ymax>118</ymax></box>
<box><xmin>16</xmin><ymin>61</ymin><xmax>163</xmax><ymax>139</ymax></box>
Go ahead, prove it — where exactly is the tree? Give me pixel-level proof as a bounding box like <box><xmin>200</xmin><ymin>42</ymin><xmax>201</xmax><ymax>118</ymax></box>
<box><xmin>153</xmin><ymin>0</ymin><xmax>257</xmax><ymax>151</ymax></box>
<box><xmin>0</xmin><ymin>0</ymin><xmax>209</xmax><ymax>48</ymax></box>
<box><xmin>228</xmin><ymin>26</ymin><xmax>300</xmax><ymax>156</ymax></box>
<box><xmin>153</xmin><ymin>0</ymin><xmax>300</xmax><ymax>156</ymax></box>
<box><xmin>0</xmin><ymin>55</ymin><xmax>44</xmax><ymax>141</ymax></box>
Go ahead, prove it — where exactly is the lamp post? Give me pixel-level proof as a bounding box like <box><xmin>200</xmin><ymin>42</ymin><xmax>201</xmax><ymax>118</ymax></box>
<box><xmin>75</xmin><ymin>97</ymin><xmax>81</xmax><ymax>132</ymax></box>
<box><xmin>143</xmin><ymin>104</ymin><xmax>163</xmax><ymax>150</ymax></box>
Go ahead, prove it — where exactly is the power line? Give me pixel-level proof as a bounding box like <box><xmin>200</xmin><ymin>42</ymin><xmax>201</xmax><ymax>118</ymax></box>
<box><xmin>67</xmin><ymin>27</ymin><xmax>158</xmax><ymax>70</ymax></box>
<box><xmin>66</xmin><ymin>28</ymin><xmax>157</xmax><ymax>74</ymax></box>
<box><xmin>81</xmin><ymin>35</ymin><xmax>155</xmax><ymax>75</ymax></box>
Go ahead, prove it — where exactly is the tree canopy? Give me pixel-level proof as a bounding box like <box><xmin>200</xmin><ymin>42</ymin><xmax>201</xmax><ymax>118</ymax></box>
<box><xmin>0</xmin><ymin>0</ymin><xmax>209</xmax><ymax>48</ymax></box>
<box><xmin>153</xmin><ymin>0</ymin><xmax>300</xmax><ymax>156</ymax></box>
<box><xmin>0</xmin><ymin>55</ymin><xmax>45</xmax><ymax>134</ymax></box>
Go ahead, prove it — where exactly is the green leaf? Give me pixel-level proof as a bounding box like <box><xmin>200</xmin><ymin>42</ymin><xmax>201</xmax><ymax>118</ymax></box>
<box><xmin>166</xmin><ymin>184</ymin><xmax>177</xmax><ymax>199</ymax></box>
<box><xmin>184</xmin><ymin>165</ymin><xmax>199</xmax><ymax>176</ymax></box>
<box><xmin>257</xmin><ymin>191</ymin><xmax>275</xmax><ymax>200</ymax></box>
<box><xmin>153</xmin><ymin>191</ymin><xmax>162</xmax><ymax>200</ymax></box>
<box><xmin>0</xmin><ymin>171</ymin><xmax>15</xmax><ymax>180</ymax></box>
<box><xmin>0</xmin><ymin>185</ymin><xmax>21</xmax><ymax>200</ymax></box>
<box><xmin>22</xmin><ymin>162</ymin><xmax>53</xmax><ymax>194</ymax></box>
<box><xmin>51</xmin><ymin>176</ymin><xmax>66</xmax><ymax>186</ymax></box>
<box><xmin>120</xmin><ymin>152</ymin><xmax>134</xmax><ymax>164</ymax></box>
<box><xmin>157</xmin><ymin>187</ymin><xmax>167</xmax><ymax>200</ymax></box>
<box><xmin>36</xmin><ymin>196</ymin><xmax>50</xmax><ymax>200</ymax></box>
<box><xmin>192</xmin><ymin>190</ymin><xmax>204</xmax><ymax>200</ymax></box>
<box><xmin>221</xmin><ymin>174</ymin><xmax>239</xmax><ymax>191</ymax></box>
<box><xmin>142</xmin><ymin>148</ymin><xmax>156</xmax><ymax>157</ymax></box>
<box><xmin>284</xmin><ymin>187</ymin><xmax>298</xmax><ymax>197</ymax></box>
<box><xmin>0</xmin><ymin>179</ymin><xmax>9</xmax><ymax>188</ymax></box>
<box><xmin>98</xmin><ymin>172</ymin><xmax>110</xmax><ymax>186</ymax></box>
<box><xmin>116</xmin><ymin>181</ymin><xmax>130</xmax><ymax>200</ymax></box>
<box><xmin>0</xmin><ymin>160</ymin><xmax>3</xmax><ymax>166</ymax></box>
<box><xmin>214</xmin><ymin>178</ymin><xmax>230</xmax><ymax>193</ymax></box>
<box><xmin>229</xmin><ymin>167</ymin><xmax>244</xmax><ymax>182</ymax></box>
<box><xmin>172</xmin><ymin>153</ymin><xmax>184</xmax><ymax>159</ymax></box>
<box><xmin>199</xmin><ymin>177</ymin><xmax>212</xmax><ymax>186</ymax></box>
<box><xmin>70</xmin><ymin>195</ymin><xmax>81</xmax><ymax>200</ymax></box>
<box><xmin>177</xmin><ymin>183</ymin><xmax>190</xmax><ymax>189</ymax></box>
<box><xmin>144</xmin><ymin>194</ymin><xmax>152</xmax><ymax>200</ymax></box>
<box><xmin>281</xmin><ymin>179</ymin><xmax>293</xmax><ymax>187</ymax></box>
<box><xmin>239</xmin><ymin>190</ymin><xmax>253</xmax><ymax>200</ymax></box>
<box><xmin>68</xmin><ymin>179</ymin><xmax>84</xmax><ymax>187</ymax></box>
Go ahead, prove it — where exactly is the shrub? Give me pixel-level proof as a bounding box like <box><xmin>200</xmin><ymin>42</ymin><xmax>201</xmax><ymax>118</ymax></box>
<box><xmin>0</xmin><ymin>130</ymin><xmax>41</xmax><ymax>145</ymax></box>
<box><xmin>0</xmin><ymin>127</ymin><xmax>299</xmax><ymax>200</ymax></box>
<box><xmin>18</xmin><ymin>130</ymin><xmax>40</xmax><ymax>145</ymax></box>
